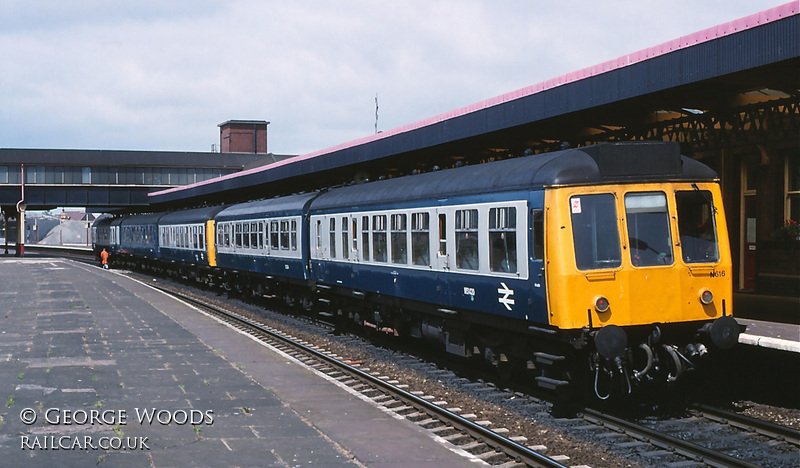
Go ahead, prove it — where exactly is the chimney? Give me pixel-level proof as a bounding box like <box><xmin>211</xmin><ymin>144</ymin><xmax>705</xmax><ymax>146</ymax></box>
<box><xmin>218</xmin><ymin>120</ymin><xmax>269</xmax><ymax>153</ymax></box>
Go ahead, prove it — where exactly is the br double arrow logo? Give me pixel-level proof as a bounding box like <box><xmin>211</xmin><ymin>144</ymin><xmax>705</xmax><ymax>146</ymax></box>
<box><xmin>497</xmin><ymin>282</ymin><xmax>515</xmax><ymax>311</ymax></box>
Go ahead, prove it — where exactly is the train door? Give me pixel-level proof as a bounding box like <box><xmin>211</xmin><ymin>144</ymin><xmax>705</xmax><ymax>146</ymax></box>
<box><xmin>434</xmin><ymin>209</ymin><xmax>450</xmax><ymax>271</ymax></box>
<box><xmin>433</xmin><ymin>208</ymin><xmax>451</xmax><ymax>305</ymax></box>
<box><xmin>348</xmin><ymin>215</ymin><xmax>360</xmax><ymax>286</ymax></box>
<box><xmin>529</xmin><ymin>191</ymin><xmax>547</xmax><ymax>322</ymax></box>
<box><xmin>309</xmin><ymin>216</ymin><xmax>326</xmax><ymax>282</ymax></box>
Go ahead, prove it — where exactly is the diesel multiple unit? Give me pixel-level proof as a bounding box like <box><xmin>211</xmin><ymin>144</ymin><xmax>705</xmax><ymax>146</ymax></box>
<box><xmin>93</xmin><ymin>142</ymin><xmax>741</xmax><ymax>399</ymax></box>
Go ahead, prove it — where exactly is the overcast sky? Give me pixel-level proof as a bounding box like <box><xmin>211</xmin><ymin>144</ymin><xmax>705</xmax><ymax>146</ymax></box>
<box><xmin>0</xmin><ymin>1</ymin><xmax>789</xmax><ymax>156</ymax></box>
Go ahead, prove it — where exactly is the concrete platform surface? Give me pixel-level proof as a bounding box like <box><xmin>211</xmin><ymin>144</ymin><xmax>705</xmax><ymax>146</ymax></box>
<box><xmin>739</xmin><ymin>318</ymin><xmax>800</xmax><ymax>353</ymax></box>
<box><xmin>0</xmin><ymin>258</ymin><xmax>476</xmax><ymax>467</ymax></box>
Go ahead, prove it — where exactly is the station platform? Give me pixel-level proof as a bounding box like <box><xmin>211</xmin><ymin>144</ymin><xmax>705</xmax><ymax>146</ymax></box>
<box><xmin>738</xmin><ymin>319</ymin><xmax>800</xmax><ymax>353</ymax></box>
<box><xmin>734</xmin><ymin>292</ymin><xmax>799</xmax><ymax>353</ymax></box>
<box><xmin>0</xmin><ymin>258</ymin><xmax>477</xmax><ymax>467</ymax></box>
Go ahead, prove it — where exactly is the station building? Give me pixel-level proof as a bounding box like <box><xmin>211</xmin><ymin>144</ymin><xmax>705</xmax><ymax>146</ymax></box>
<box><xmin>0</xmin><ymin>120</ymin><xmax>294</xmax><ymax>248</ymax></box>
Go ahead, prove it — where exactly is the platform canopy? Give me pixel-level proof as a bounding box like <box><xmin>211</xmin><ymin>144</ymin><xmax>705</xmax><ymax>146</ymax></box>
<box><xmin>149</xmin><ymin>3</ymin><xmax>799</xmax><ymax>209</ymax></box>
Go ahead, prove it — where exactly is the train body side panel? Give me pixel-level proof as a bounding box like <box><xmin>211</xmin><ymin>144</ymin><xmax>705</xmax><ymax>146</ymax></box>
<box><xmin>215</xmin><ymin>252</ymin><xmax>306</xmax><ymax>281</ymax></box>
<box><xmin>160</xmin><ymin>247</ymin><xmax>210</xmax><ymax>266</ymax></box>
<box><xmin>308</xmin><ymin>192</ymin><xmax>547</xmax><ymax>324</ymax></box>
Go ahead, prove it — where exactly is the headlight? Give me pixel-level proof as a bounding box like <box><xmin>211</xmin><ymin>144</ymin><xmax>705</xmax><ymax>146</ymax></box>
<box><xmin>699</xmin><ymin>289</ymin><xmax>713</xmax><ymax>305</ymax></box>
<box><xmin>594</xmin><ymin>296</ymin><xmax>610</xmax><ymax>313</ymax></box>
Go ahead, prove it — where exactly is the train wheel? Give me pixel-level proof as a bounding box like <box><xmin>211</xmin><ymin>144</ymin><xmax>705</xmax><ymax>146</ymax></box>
<box><xmin>299</xmin><ymin>294</ymin><xmax>314</xmax><ymax>315</ymax></box>
<box><xmin>331</xmin><ymin>306</ymin><xmax>347</xmax><ymax>334</ymax></box>
<box><xmin>497</xmin><ymin>355</ymin><xmax>526</xmax><ymax>381</ymax></box>
<box><xmin>283</xmin><ymin>292</ymin><xmax>296</xmax><ymax>309</ymax></box>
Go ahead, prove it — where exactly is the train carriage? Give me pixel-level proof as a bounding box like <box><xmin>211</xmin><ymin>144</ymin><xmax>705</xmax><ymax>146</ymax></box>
<box><xmin>308</xmin><ymin>170</ymin><xmax>544</xmax><ymax>340</ymax></box>
<box><xmin>117</xmin><ymin>212</ymin><xmax>165</xmax><ymax>262</ymax></box>
<box><xmin>308</xmin><ymin>142</ymin><xmax>740</xmax><ymax>397</ymax></box>
<box><xmin>213</xmin><ymin>193</ymin><xmax>319</xmax><ymax>298</ymax></box>
<box><xmin>91</xmin><ymin>214</ymin><xmax>114</xmax><ymax>256</ymax></box>
<box><xmin>157</xmin><ymin>205</ymin><xmax>227</xmax><ymax>273</ymax></box>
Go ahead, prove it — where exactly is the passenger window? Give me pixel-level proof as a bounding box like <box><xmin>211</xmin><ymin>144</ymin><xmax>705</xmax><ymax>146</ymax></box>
<box><xmin>281</xmin><ymin>220</ymin><xmax>290</xmax><ymax>250</ymax></box>
<box><xmin>329</xmin><ymin>218</ymin><xmax>336</xmax><ymax>258</ymax></box>
<box><xmin>625</xmin><ymin>192</ymin><xmax>673</xmax><ymax>266</ymax></box>
<box><xmin>438</xmin><ymin>214</ymin><xmax>447</xmax><ymax>256</ymax></box>
<box><xmin>271</xmin><ymin>221</ymin><xmax>279</xmax><ymax>250</ymax></box>
<box><xmin>342</xmin><ymin>217</ymin><xmax>349</xmax><ymax>260</ymax></box>
<box><xmin>361</xmin><ymin>216</ymin><xmax>370</xmax><ymax>261</ymax></box>
<box><xmin>570</xmin><ymin>194</ymin><xmax>621</xmax><ymax>270</ymax></box>
<box><xmin>391</xmin><ymin>214</ymin><xmax>407</xmax><ymax>264</ymax></box>
<box><xmin>676</xmin><ymin>190</ymin><xmax>719</xmax><ymax>263</ymax></box>
<box><xmin>455</xmin><ymin>209</ymin><xmax>479</xmax><ymax>270</ymax></box>
<box><xmin>243</xmin><ymin>223</ymin><xmax>250</xmax><ymax>248</ymax></box>
<box><xmin>258</xmin><ymin>221</ymin><xmax>265</xmax><ymax>249</ymax></box>
<box><xmin>291</xmin><ymin>220</ymin><xmax>298</xmax><ymax>251</ymax></box>
<box><xmin>316</xmin><ymin>220</ymin><xmax>321</xmax><ymax>250</ymax></box>
<box><xmin>372</xmin><ymin>215</ymin><xmax>387</xmax><ymax>262</ymax></box>
<box><xmin>235</xmin><ymin>223</ymin><xmax>242</xmax><ymax>249</ymax></box>
<box><xmin>489</xmin><ymin>207</ymin><xmax>517</xmax><ymax>273</ymax></box>
<box><xmin>531</xmin><ymin>209</ymin><xmax>544</xmax><ymax>260</ymax></box>
<box><xmin>351</xmin><ymin>218</ymin><xmax>358</xmax><ymax>253</ymax></box>
<box><xmin>412</xmin><ymin>212</ymin><xmax>430</xmax><ymax>266</ymax></box>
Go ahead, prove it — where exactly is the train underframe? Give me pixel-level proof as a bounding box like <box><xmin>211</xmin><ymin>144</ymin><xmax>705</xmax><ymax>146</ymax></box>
<box><xmin>308</xmin><ymin>283</ymin><xmax>741</xmax><ymax>402</ymax></box>
<box><xmin>111</xmin><ymin>254</ymin><xmax>740</xmax><ymax>402</ymax></box>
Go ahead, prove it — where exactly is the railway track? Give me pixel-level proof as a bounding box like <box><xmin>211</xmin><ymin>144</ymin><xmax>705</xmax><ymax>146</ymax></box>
<box><xmin>578</xmin><ymin>406</ymin><xmax>798</xmax><ymax>468</ymax></box>
<box><xmin>690</xmin><ymin>403</ymin><xmax>800</xmax><ymax>447</ymax></box>
<box><xmin>378</xmin><ymin>339</ymin><xmax>800</xmax><ymax>468</ymax></box>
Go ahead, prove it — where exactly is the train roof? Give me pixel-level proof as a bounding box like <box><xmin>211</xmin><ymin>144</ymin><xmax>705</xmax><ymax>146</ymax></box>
<box><xmin>92</xmin><ymin>215</ymin><xmax>114</xmax><ymax>228</ymax></box>
<box><xmin>158</xmin><ymin>205</ymin><xmax>227</xmax><ymax>225</ymax></box>
<box><xmin>215</xmin><ymin>192</ymin><xmax>320</xmax><ymax>221</ymax></box>
<box><xmin>120</xmin><ymin>212</ymin><xmax>167</xmax><ymax>226</ymax></box>
<box><xmin>310</xmin><ymin>142</ymin><xmax>717</xmax><ymax>211</ymax></box>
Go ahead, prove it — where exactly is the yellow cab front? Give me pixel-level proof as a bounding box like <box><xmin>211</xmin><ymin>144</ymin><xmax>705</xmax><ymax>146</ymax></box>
<box><xmin>545</xmin><ymin>181</ymin><xmax>733</xmax><ymax>331</ymax></box>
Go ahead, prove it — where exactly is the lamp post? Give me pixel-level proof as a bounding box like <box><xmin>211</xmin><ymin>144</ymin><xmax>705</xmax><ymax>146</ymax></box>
<box><xmin>16</xmin><ymin>202</ymin><xmax>26</xmax><ymax>257</ymax></box>
<box><xmin>15</xmin><ymin>163</ymin><xmax>25</xmax><ymax>257</ymax></box>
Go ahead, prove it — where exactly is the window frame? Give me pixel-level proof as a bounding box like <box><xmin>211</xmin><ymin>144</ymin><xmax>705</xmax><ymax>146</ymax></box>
<box><xmin>569</xmin><ymin>193</ymin><xmax>623</xmax><ymax>271</ymax></box>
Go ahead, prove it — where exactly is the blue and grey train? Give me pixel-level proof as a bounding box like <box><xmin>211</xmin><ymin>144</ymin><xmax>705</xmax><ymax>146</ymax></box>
<box><xmin>93</xmin><ymin>142</ymin><xmax>741</xmax><ymax>399</ymax></box>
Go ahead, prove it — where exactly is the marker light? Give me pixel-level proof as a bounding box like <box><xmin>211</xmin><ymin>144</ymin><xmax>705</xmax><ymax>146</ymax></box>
<box><xmin>594</xmin><ymin>296</ymin><xmax>610</xmax><ymax>313</ymax></box>
<box><xmin>699</xmin><ymin>289</ymin><xmax>714</xmax><ymax>305</ymax></box>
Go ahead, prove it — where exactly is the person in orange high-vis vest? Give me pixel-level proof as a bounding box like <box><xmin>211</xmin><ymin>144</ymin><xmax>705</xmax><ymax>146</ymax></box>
<box><xmin>100</xmin><ymin>248</ymin><xmax>109</xmax><ymax>269</ymax></box>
